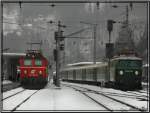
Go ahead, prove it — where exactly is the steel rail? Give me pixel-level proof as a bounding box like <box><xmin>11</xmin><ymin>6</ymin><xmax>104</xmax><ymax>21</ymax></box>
<box><xmin>2</xmin><ymin>89</ymin><xmax>26</xmax><ymax>101</ymax></box>
<box><xmin>63</xmin><ymin>83</ymin><xmax>147</xmax><ymax>111</ymax></box>
<box><xmin>11</xmin><ymin>90</ymin><xmax>40</xmax><ymax>112</ymax></box>
<box><xmin>79</xmin><ymin>90</ymin><xmax>148</xmax><ymax>101</ymax></box>
<box><xmin>67</xmin><ymin>85</ymin><xmax>113</xmax><ymax>111</ymax></box>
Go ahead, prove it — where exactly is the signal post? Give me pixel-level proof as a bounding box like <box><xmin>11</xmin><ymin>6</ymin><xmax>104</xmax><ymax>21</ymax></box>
<box><xmin>54</xmin><ymin>21</ymin><xmax>65</xmax><ymax>87</ymax></box>
<box><xmin>106</xmin><ymin>19</ymin><xmax>116</xmax><ymax>81</ymax></box>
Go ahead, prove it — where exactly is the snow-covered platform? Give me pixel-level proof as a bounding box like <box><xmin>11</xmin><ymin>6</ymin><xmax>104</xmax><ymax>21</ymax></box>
<box><xmin>2</xmin><ymin>80</ymin><xmax>21</xmax><ymax>92</ymax></box>
<box><xmin>2</xmin><ymin>81</ymin><xmax>149</xmax><ymax>112</ymax></box>
<box><xmin>2</xmin><ymin>80</ymin><xmax>13</xmax><ymax>85</ymax></box>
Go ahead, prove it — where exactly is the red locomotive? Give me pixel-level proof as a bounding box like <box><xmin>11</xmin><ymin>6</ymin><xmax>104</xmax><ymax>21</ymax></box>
<box><xmin>19</xmin><ymin>50</ymin><xmax>48</xmax><ymax>89</ymax></box>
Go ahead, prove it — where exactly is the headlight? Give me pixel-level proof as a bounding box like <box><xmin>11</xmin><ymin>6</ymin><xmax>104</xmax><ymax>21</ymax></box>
<box><xmin>39</xmin><ymin>70</ymin><xmax>42</xmax><ymax>75</ymax></box>
<box><xmin>135</xmin><ymin>71</ymin><xmax>139</xmax><ymax>75</ymax></box>
<box><xmin>24</xmin><ymin>70</ymin><xmax>27</xmax><ymax>74</ymax></box>
<box><xmin>119</xmin><ymin>70</ymin><xmax>123</xmax><ymax>75</ymax></box>
<box><xmin>17</xmin><ymin>69</ymin><xmax>20</xmax><ymax>73</ymax></box>
<box><xmin>31</xmin><ymin>70</ymin><xmax>35</xmax><ymax>74</ymax></box>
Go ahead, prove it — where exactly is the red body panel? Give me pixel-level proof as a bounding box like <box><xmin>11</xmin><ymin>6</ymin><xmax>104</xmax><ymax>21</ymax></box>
<box><xmin>20</xmin><ymin>67</ymin><xmax>47</xmax><ymax>78</ymax></box>
<box><xmin>19</xmin><ymin>56</ymin><xmax>48</xmax><ymax>79</ymax></box>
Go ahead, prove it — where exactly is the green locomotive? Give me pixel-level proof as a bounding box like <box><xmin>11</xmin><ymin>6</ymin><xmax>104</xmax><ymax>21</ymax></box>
<box><xmin>61</xmin><ymin>55</ymin><xmax>142</xmax><ymax>90</ymax></box>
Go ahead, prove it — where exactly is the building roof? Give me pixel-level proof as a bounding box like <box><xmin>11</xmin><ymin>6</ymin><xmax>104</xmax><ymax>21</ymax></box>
<box><xmin>2</xmin><ymin>52</ymin><xmax>26</xmax><ymax>57</ymax></box>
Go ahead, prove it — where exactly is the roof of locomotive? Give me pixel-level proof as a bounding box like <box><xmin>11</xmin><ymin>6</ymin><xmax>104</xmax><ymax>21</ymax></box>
<box><xmin>61</xmin><ymin>62</ymin><xmax>108</xmax><ymax>71</ymax></box>
<box><xmin>23</xmin><ymin>50</ymin><xmax>45</xmax><ymax>59</ymax></box>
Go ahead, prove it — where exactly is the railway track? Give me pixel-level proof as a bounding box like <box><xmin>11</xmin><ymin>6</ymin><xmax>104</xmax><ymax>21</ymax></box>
<box><xmin>2</xmin><ymin>89</ymin><xmax>26</xmax><ymax>101</ymax></box>
<box><xmin>63</xmin><ymin>83</ymin><xmax>148</xmax><ymax>100</ymax></box>
<box><xmin>78</xmin><ymin>90</ymin><xmax>113</xmax><ymax>111</ymax></box>
<box><xmin>84</xmin><ymin>90</ymin><xmax>148</xmax><ymax>101</ymax></box>
<box><xmin>2</xmin><ymin>89</ymin><xmax>40</xmax><ymax>112</ymax></box>
<box><xmin>63</xmin><ymin>83</ymin><xmax>147</xmax><ymax>111</ymax></box>
<box><xmin>2</xmin><ymin>82</ymin><xmax>21</xmax><ymax>92</ymax></box>
<box><xmin>11</xmin><ymin>90</ymin><xmax>39</xmax><ymax>111</ymax></box>
<box><xmin>126</xmin><ymin>90</ymin><xmax>149</xmax><ymax>96</ymax></box>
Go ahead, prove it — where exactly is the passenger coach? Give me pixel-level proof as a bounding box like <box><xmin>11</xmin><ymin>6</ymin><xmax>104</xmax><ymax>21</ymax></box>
<box><xmin>61</xmin><ymin>55</ymin><xmax>142</xmax><ymax>90</ymax></box>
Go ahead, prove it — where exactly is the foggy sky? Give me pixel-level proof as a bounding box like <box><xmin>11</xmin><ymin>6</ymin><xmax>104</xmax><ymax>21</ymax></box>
<box><xmin>2</xmin><ymin>2</ymin><xmax>147</xmax><ymax>65</ymax></box>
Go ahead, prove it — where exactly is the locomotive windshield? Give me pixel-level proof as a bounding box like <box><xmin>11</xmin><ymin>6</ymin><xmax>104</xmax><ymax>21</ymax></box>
<box><xmin>24</xmin><ymin>59</ymin><xmax>32</xmax><ymax>66</ymax></box>
<box><xmin>35</xmin><ymin>59</ymin><xmax>42</xmax><ymax>66</ymax></box>
<box><xmin>117</xmin><ymin>60</ymin><xmax>142</xmax><ymax>68</ymax></box>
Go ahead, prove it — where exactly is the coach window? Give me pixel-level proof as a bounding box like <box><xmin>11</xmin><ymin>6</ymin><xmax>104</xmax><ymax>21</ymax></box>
<box><xmin>73</xmin><ymin>70</ymin><xmax>76</xmax><ymax>80</ymax></box>
<box><xmin>82</xmin><ymin>69</ymin><xmax>86</xmax><ymax>80</ymax></box>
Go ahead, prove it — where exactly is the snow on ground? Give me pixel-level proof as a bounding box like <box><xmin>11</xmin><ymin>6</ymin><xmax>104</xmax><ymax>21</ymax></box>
<box><xmin>142</xmin><ymin>82</ymin><xmax>149</xmax><ymax>86</ymax></box>
<box><xmin>3</xmin><ymin>90</ymin><xmax>37</xmax><ymax>110</ymax></box>
<box><xmin>62</xmin><ymin>82</ymin><xmax>149</xmax><ymax>110</ymax></box>
<box><xmin>3</xmin><ymin>87</ymin><xmax>24</xmax><ymax>99</ymax></box>
<box><xmin>17</xmin><ymin>83</ymin><xmax>106</xmax><ymax>110</ymax></box>
<box><xmin>2</xmin><ymin>80</ymin><xmax>13</xmax><ymax>85</ymax></box>
<box><xmin>62</xmin><ymin>82</ymin><xmax>148</xmax><ymax>96</ymax></box>
<box><xmin>2</xmin><ymin>82</ymin><xmax>149</xmax><ymax>111</ymax></box>
<box><xmin>85</xmin><ymin>92</ymin><xmax>131</xmax><ymax>110</ymax></box>
<box><xmin>107</xmin><ymin>95</ymin><xmax>148</xmax><ymax>110</ymax></box>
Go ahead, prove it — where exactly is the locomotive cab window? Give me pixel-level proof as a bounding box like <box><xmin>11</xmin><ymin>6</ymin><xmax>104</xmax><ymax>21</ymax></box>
<box><xmin>35</xmin><ymin>59</ymin><xmax>42</xmax><ymax>66</ymax></box>
<box><xmin>117</xmin><ymin>60</ymin><xmax>142</xmax><ymax>68</ymax></box>
<box><xmin>24</xmin><ymin>59</ymin><xmax>32</xmax><ymax>66</ymax></box>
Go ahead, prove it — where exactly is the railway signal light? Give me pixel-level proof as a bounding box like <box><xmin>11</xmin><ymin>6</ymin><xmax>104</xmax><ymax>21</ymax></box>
<box><xmin>107</xmin><ymin>19</ymin><xmax>116</xmax><ymax>32</ymax></box>
<box><xmin>60</xmin><ymin>43</ymin><xmax>64</xmax><ymax>50</ymax></box>
<box><xmin>106</xmin><ymin>43</ymin><xmax>114</xmax><ymax>59</ymax></box>
<box><xmin>54</xmin><ymin>31</ymin><xmax>64</xmax><ymax>41</ymax></box>
<box><xmin>54</xmin><ymin>31</ymin><xmax>58</xmax><ymax>41</ymax></box>
<box><xmin>130</xmin><ymin>2</ymin><xmax>133</xmax><ymax>10</ymax></box>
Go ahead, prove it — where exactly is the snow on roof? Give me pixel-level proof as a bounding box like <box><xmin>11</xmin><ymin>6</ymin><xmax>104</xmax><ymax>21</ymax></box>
<box><xmin>67</xmin><ymin>62</ymin><xmax>102</xmax><ymax>66</ymax></box>
<box><xmin>2</xmin><ymin>52</ymin><xmax>26</xmax><ymax>57</ymax></box>
<box><xmin>62</xmin><ymin>62</ymin><xmax>107</xmax><ymax>71</ymax></box>
<box><xmin>143</xmin><ymin>64</ymin><xmax>149</xmax><ymax>67</ymax></box>
<box><xmin>111</xmin><ymin>55</ymin><xmax>142</xmax><ymax>61</ymax></box>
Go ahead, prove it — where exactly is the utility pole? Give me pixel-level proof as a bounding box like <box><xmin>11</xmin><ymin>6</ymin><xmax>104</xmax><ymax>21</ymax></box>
<box><xmin>126</xmin><ymin>5</ymin><xmax>129</xmax><ymax>25</ymax></box>
<box><xmin>107</xmin><ymin>19</ymin><xmax>116</xmax><ymax>82</ymax></box>
<box><xmin>93</xmin><ymin>25</ymin><xmax>96</xmax><ymax>64</ymax></box>
<box><xmin>1</xmin><ymin>3</ymin><xmax>3</xmax><ymax>88</ymax></box>
<box><xmin>56</xmin><ymin>21</ymin><xmax>61</xmax><ymax>87</ymax></box>
<box><xmin>54</xmin><ymin>21</ymin><xmax>66</xmax><ymax>87</ymax></box>
<box><xmin>80</xmin><ymin>21</ymin><xmax>97</xmax><ymax>64</ymax></box>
